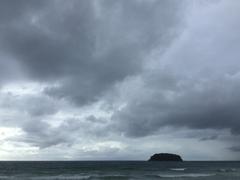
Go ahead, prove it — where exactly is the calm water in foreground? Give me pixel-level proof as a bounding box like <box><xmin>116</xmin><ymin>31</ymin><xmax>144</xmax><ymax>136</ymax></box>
<box><xmin>0</xmin><ymin>161</ymin><xmax>239</xmax><ymax>179</ymax></box>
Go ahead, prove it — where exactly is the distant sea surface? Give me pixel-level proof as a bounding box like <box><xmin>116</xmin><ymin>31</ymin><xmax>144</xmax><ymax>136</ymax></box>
<box><xmin>0</xmin><ymin>161</ymin><xmax>239</xmax><ymax>179</ymax></box>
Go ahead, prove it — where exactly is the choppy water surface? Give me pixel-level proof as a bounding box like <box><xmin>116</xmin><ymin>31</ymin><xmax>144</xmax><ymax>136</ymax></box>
<box><xmin>0</xmin><ymin>161</ymin><xmax>239</xmax><ymax>179</ymax></box>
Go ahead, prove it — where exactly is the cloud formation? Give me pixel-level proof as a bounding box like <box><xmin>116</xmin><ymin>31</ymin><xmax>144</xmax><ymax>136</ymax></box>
<box><xmin>0</xmin><ymin>0</ymin><xmax>183</xmax><ymax>105</ymax></box>
<box><xmin>111</xmin><ymin>0</ymin><xmax>240</xmax><ymax>138</ymax></box>
<box><xmin>0</xmin><ymin>0</ymin><xmax>240</xmax><ymax>160</ymax></box>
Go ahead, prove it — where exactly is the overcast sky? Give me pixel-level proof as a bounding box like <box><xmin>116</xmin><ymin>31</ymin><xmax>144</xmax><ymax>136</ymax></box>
<box><xmin>0</xmin><ymin>0</ymin><xmax>240</xmax><ymax>160</ymax></box>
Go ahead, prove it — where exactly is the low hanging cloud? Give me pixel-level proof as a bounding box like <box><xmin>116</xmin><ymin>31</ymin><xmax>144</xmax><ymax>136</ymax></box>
<box><xmin>112</xmin><ymin>73</ymin><xmax>240</xmax><ymax>137</ymax></box>
<box><xmin>229</xmin><ymin>146</ymin><xmax>240</xmax><ymax>152</ymax></box>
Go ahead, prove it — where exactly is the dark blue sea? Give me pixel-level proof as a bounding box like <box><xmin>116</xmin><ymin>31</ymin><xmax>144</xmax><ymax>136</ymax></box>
<box><xmin>0</xmin><ymin>161</ymin><xmax>239</xmax><ymax>179</ymax></box>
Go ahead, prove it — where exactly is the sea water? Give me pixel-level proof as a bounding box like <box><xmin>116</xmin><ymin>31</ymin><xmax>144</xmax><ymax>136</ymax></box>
<box><xmin>0</xmin><ymin>161</ymin><xmax>239</xmax><ymax>179</ymax></box>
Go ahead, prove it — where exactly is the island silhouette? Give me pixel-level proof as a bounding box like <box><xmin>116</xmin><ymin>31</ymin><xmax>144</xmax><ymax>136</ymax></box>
<box><xmin>148</xmin><ymin>153</ymin><xmax>183</xmax><ymax>161</ymax></box>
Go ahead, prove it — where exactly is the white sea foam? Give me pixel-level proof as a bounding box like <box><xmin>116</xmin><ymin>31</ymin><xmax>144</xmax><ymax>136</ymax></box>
<box><xmin>218</xmin><ymin>168</ymin><xmax>237</xmax><ymax>172</ymax></box>
<box><xmin>170</xmin><ymin>168</ymin><xmax>186</xmax><ymax>171</ymax></box>
<box><xmin>159</xmin><ymin>173</ymin><xmax>216</xmax><ymax>178</ymax></box>
<box><xmin>31</xmin><ymin>174</ymin><xmax>133</xmax><ymax>180</ymax></box>
<box><xmin>32</xmin><ymin>175</ymin><xmax>91</xmax><ymax>180</ymax></box>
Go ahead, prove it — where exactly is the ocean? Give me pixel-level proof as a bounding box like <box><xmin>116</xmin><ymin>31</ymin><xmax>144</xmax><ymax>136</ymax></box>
<box><xmin>0</xmin><ymin>161</ymin><xmax>239</xmax><ymax>179</ymax></box>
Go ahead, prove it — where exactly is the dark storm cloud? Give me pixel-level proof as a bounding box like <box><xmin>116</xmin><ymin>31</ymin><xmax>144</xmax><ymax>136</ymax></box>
<box><xmin>0</xmin><ymin>0</ymin><xmax>47</xmax><ymax>22</ymax></box>
<box><xmin>110</xmin><ymin>0</ymin><xmax>240</xmax><ymax>140</ymax></box>
<box><xmin>112</xmin><ymin>72</ymin><xmax>240</xmax><ymax>137</ymax></box>
<box><xmin>0</xmin><ymin>0</ymin><xmax>48</xmax><ymax>86</ymax></box>
<box><xmin>1</xmin><ymin>0</ymin><xmax>240</xmax><ymax>159</ymax></box>
<box><xmin>229</xmin><ymin>146</ymin><xmax>240</xmax><ymax>152</ymax></box>
<box><xmin>200</xmin><ymin>135</ymin><xmax>218</xmax><ymax>141</ymax></box>
<box><xmin>0</xmin><ymin>0</ymin><xmax>184</xmax><ymax>105</ymax></box>
<box><xmin>0</xmin><ymin>0</ymin><xmax>187</xmax><ymax>149</ymax></box>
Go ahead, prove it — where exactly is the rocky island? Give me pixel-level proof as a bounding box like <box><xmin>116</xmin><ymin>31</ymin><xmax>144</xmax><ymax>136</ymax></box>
<box><xmin>148</xmin><ymin>153</ymin><xmax>183</xmax><ymax>161</ymax></box>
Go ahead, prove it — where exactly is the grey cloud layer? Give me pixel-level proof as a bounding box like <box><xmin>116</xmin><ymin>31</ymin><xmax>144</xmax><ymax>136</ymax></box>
<box><xmin>0</xmin><ymin>0</ymin><xmax>185</xmax><ymax>149</ymax></box>
<box><xmin>1</xmin><ymin>0</ymin><xmax>240</xmax><ymax>159</ymax></box>
<box><xmin>0</xmin><ymin>0</ymin><xmax>183</xmax><ymax>105</ymax></box>
<box><xmin>113</xmin><ymin>73</ymin><xmax>240</xmax><ymax>137</ymax></box>
<box><xmin>111</xmin><ymin>0</ymin><xmax>240</xmax><ymax>138</ymax></box>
